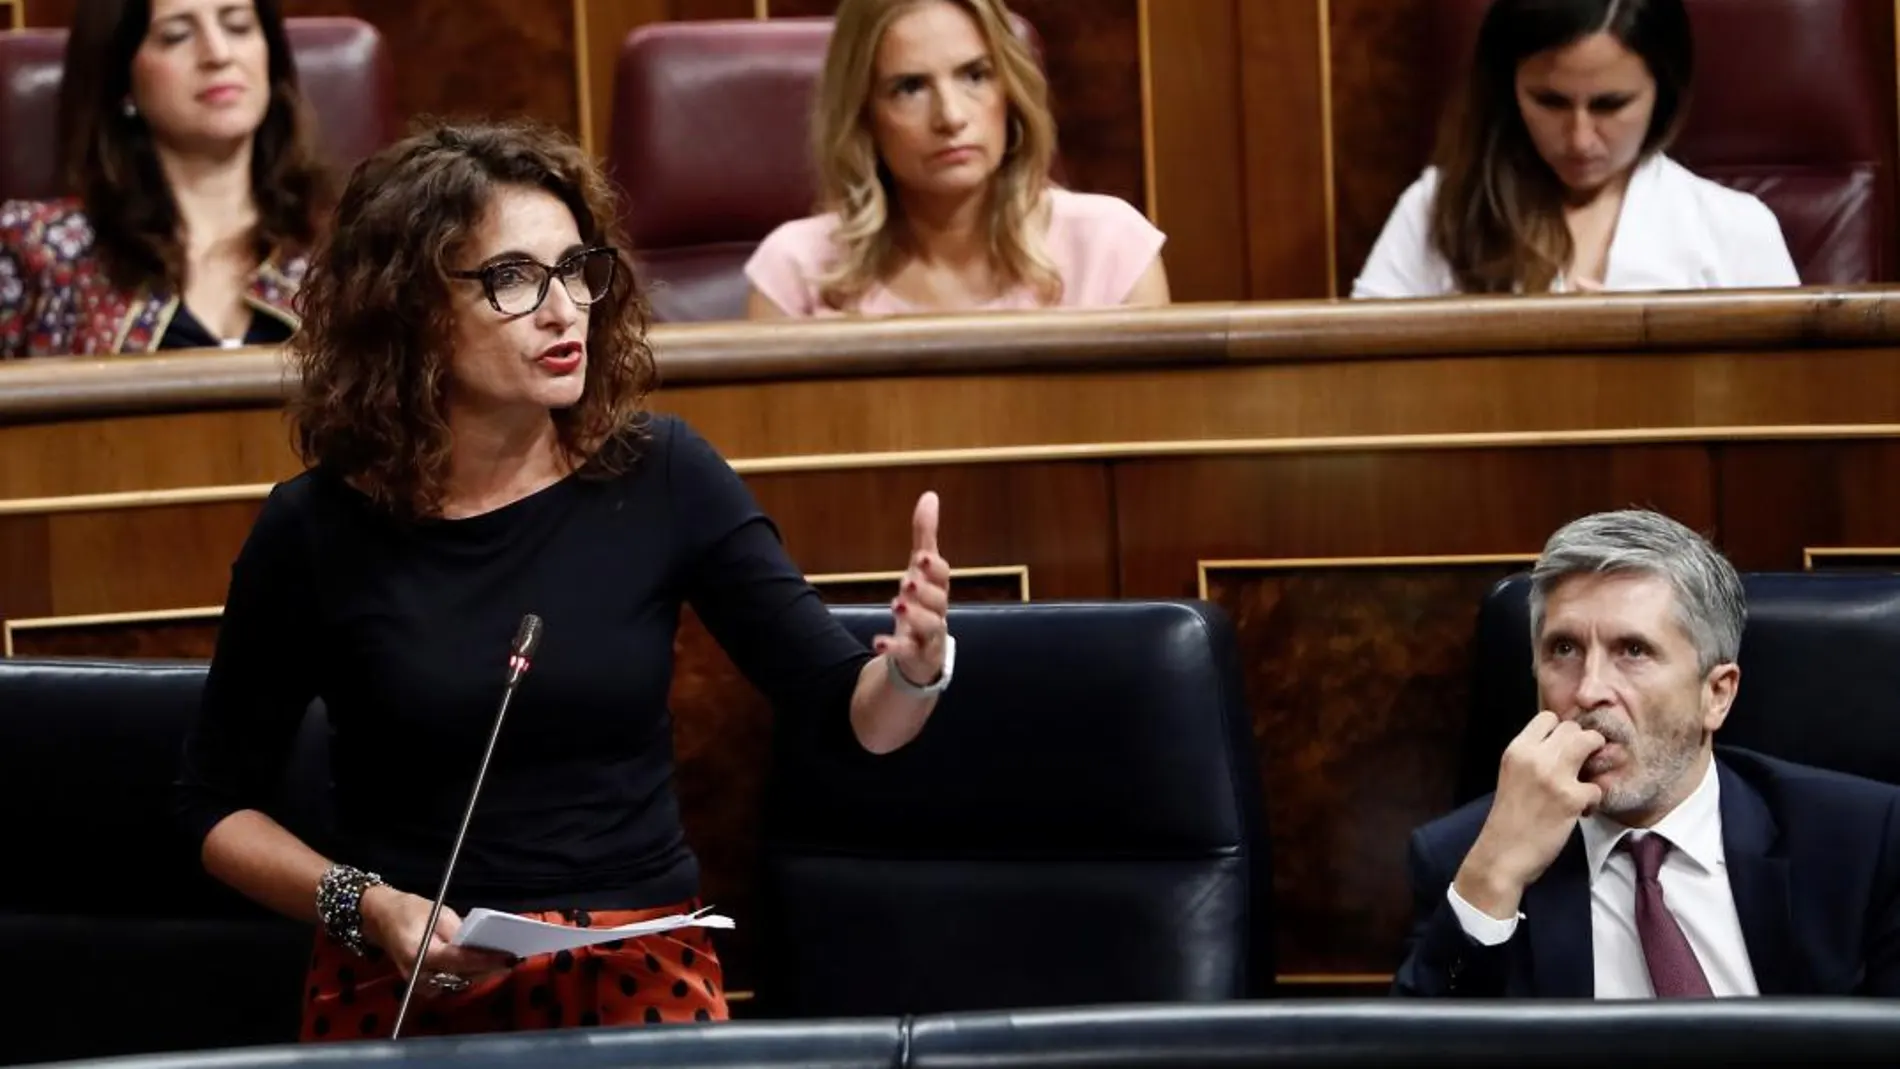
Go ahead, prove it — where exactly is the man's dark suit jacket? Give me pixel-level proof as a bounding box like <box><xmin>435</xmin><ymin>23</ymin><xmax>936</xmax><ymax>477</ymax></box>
<box><xmin>1394</xmin><ymin>746</ymin><xmax>1900</xmax><ymax>997</ymax></box>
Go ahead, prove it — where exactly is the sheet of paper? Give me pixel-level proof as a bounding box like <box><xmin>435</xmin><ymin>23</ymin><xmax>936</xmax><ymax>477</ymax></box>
<box><xmin>452</xmin><ymin>905</ymin><xmax>735</xmax><ymax>958</ymax></box>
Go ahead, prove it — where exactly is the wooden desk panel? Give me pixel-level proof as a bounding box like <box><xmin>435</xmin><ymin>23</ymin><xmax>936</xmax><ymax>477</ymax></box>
<box><xmin>5</xmin><ymin>293</ymin><xmax>1900</xmax><ymax>988</ymax></box>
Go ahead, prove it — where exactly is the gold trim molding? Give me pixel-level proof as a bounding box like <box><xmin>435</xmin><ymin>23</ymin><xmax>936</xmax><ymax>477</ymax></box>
<box><xmin>1196</xmin><ymin>554</ymin><xmax>1539</xmax><ymax>601</ymax></box>
<box><xmin>3</xmin><ymin>604</ymin><xmax>223</xmax><ymax>657</ymax></box>
<box><xmin>809</xmin><ymin>564</ymin><xmax>1031</xmax><ymax>601</ymax></box>
<box><xmin>1277</xmin><ymin>971</ymin><xmax>1393</xmax><ymax>986</ymax></box>
<box><xmin>1</xmin><ymin>567</ymin><xmax>1031</xmax><ymax>656</ymax></box>
<box><xmin>8</xmin><ymin>424</ymin><xmax>1900</xmax><ymax>518</ymax></box>
<box><xmin>1316</xmin><ymin>0</ymin><xmax>1337</xmax><ymax>297</ymax></box>
<box><xmin>1136</xmin><ymin>0</ymin><xmax>1158</xmax><ymax>225</ymax></box>
<box><xmin>0</xmin><ymin>483</ymin><xmax>277</xmax><ymax>517</ymax></box>
<box><xmin>1803</xmin><ymin>547</ymin><xmax>1900</xmax><ymax>570</ymax></box>
<box><xmin>573</xmin><ymin>0</ymin><xmax>596</xmax><ymax>154</ymax></box>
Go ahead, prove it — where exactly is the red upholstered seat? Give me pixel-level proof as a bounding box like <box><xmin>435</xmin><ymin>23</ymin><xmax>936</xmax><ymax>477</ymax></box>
<box><xmin>1421</xmin><ymin>0</ymin><xmax>1897</xmax><ymax>284</ymax></box>
<box><xmin>608</xmin><ymin>15</ymin><xmax>1044</xmax><ymax>323</ymax></box>
<box><xmin>0</xmin><ymin>17</ymin><xmax>398</xmax><ymax>204</ymax></box>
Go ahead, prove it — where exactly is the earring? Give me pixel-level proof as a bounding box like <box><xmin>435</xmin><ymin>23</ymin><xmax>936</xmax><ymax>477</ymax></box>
<box><xmin>1005</xmin><ymin>115</ymin><xmax>1024</xmax><ymax>156</ymax></box>
<box><xmin>121</xmin><ymin>98</ymin><xmax>137</xmax><ymax>118</ymax></box>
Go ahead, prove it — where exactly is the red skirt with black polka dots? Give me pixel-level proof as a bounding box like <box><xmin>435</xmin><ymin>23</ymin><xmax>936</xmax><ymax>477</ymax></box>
<box><xmin>300</xmin><ymin>900</ymin><xmax>729</xmax><ymax>1041</ymax></box>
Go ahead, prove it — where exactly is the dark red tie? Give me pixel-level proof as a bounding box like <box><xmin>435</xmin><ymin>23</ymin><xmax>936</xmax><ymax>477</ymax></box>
<box><xmin>1619</xmin><ymin>833</ymin><xmax>1713</xmax><ymax>997</ymax></box>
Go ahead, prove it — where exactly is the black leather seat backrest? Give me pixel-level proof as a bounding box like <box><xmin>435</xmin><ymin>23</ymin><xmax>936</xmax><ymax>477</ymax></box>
<box><xmin>0</xmin><ymin>659</ymin><xmax>329</xmax><ymax>916</ymax></box>
<box><xmin>0</xmin><ymin>659</ymin><xmax>334</xmax><ymax>1064</ymax></box>
<box><xmin>756</xmin><ymin>600</ymin><xmax>1274</xmax><ymax>1016</ymax></box>
<box><xmin>1461</xmin><ymin>571</ymin><xmax>1900</xmax><ymax>802</ymax></box>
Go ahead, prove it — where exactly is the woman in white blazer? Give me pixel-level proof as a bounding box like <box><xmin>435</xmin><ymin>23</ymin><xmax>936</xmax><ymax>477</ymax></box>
<box><xmin>1353</xmin><ymin>0</ymin><xmax>1800</xmax><ymax>299</ymax></box>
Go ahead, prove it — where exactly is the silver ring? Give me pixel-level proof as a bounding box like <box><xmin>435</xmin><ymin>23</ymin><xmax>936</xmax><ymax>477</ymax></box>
<box><xmin>424</xmin><ymin>970</ymin><xmax>470</xmax><ymax>993</ymax></box>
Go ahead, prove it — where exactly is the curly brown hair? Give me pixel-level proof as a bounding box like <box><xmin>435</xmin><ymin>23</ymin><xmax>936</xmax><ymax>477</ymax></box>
<box><xmin>289</xmin><ymin>118</ymin><xmax>655</xmax><ymax>519</ymax></box>
<box><xmin>59</xmin><ymin>0</ymin><xmax>334</xmax><ymax>291</ymax></box>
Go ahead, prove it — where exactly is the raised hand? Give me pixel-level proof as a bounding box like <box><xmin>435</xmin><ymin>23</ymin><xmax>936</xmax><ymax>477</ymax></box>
<box><xmin>1453</xmin><ymin>710</ymin><xmax>1606</xmax><ymax>919</ymax></box>
<box><xmin>873</xmin><ymin>490</ymin><xmax>951</xmax><ymax>688</ymax></box>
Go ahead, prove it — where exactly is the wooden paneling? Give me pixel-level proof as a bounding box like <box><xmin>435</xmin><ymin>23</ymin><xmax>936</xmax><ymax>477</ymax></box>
<box><xmin>653</xmin><ymin>347</ymin><xmax>1900</xmax><ymax>463</ymax></box>
<box><xmin>0</xmin><ymin>500</ymin><xmax>260</xmax><ymax>619</ymax></box>
<box><xmin>1237</xmin><ymin>0</ymin><xmax>1332</xmax><ymax>300</ymax></box>
<box><xmin>43</xmin><ymin>500</ymin><xmax>263</xmax><ymax>616</ymax></box>
<box><xmin>7</xmin><ymin>613</ymin><xmax>220</xmax><ymax>659</ymax></box>
<box><xmin>25</xmin><ymin>0</ymin><xmax>580</xmax><ymax>134</ymax></box>
<box><xmin>15</xmin><ymin>291</ymin><xmax>1900</xmax><ymax>491</ymax></box>
<box><xmin>1004</xmin><ymin>0</ymin><xmax>1145</xmax><ymax>211</ymax></box>
<box><xmin>0</xmin><ymin>407</ymin><xmax>299</xmax><ymax>500</ymax></box>
<box><xmin>286</xmin><ymin>0</ymin><xmax>578</xmax><ymax>133</ymax></box>
<box><xmin>1714</xmin><ymin>441</ymin><xmax>1900</xmax><ymax>570</ymax></box>
<box><xmin>1325</xmin><ymin>0</ymin><xmax>1437</xmax><ymax>297</ymax></box>
<box><xmin>814</xmin><ymin>566</ymin><xmax>1027</xmax><ymax>604</ymax></box>
<box><xmin>19</xmin><ymin>0</ymin><xmax>72</xmax><ymax>25</ymax></box>
<box><xmin>0</xmin><ymin>463</ymin><xmax>1105</xmax><ymax>614</ymax></box>
<box><xmin>1201</xmin><ymin>559</ymin><xmax>1526</xmax><ymax>974</ymax></box>
<box><xmin>0</xmin><ymin>515</ymin><xmax>52</xmax><ymax>621</ymax></box>
<box><xmin>1143</xmin><ymin>0</ymin><xmax>1246</xmax><ymax>302</ymax></box>
<box><xmin>1114</xmin><ymin>449</ymin><xmax>1714</xmax><ymax>596</ymax></box>
<box><xmin>742</xmin><ymin>463</ymin><xmax>1115</xmax><ymax>599</ymax></box>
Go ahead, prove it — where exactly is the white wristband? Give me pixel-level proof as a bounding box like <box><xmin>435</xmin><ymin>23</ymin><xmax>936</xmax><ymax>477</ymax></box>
<box><xmin>888</xmin><ymin>632</ymin><xmax>956</xmax><ymax>696</ymax></box>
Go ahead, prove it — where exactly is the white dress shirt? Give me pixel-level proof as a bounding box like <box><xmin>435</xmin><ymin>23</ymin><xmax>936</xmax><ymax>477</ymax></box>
<box><xmin>1352</xmin><ymin>153</ymin><xmax>1802</xmax><ymax>298</ymax></box>
<box><xmin>1447</xmin><ymin>758</ymin><xmax>1761</xmax><ymax>997</ymax></box>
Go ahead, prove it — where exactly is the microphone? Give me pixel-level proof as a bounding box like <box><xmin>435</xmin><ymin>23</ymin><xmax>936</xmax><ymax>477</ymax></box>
<box><xmin>391</xmin><ymin>613</ymin><xmax>543</xmax><ymax>1038</ymax></box>
<box><xmin>506</xmin><ymin>614</ymin><xmax>542</xmax><ymax>686</ymax></box>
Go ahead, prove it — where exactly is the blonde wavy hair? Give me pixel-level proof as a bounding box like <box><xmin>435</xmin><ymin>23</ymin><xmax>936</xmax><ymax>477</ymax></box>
<box><xmin>811</xmin><ymin>0</ymin><xmax>1060</xmax><ymax>310</ymax></box>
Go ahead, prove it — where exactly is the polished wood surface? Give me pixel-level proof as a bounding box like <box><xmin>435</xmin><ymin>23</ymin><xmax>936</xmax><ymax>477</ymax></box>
<box><xmin>1146</xmin><ymin>0</ymin><xmax>1249</xmax><ymax>300</ymax></box>
<box><xmin>1326</xmin><ymin>0</ymin><xmax>1442</xmax><ymax>298</ymax></box>
<box><xmin>5</xmin><ymin>288</ymin><xmax>1898</xmax><ymax>429</ymax></box>
<box><xmin>6</xmin><ymin>295</ymin><xmax>1900</xmax><ymax>988</ymax></box>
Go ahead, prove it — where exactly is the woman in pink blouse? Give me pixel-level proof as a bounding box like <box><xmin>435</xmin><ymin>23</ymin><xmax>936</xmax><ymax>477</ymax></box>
<box><xmin>744</xmin><ymin>0</ymin><xmax>1169</xmax><ymax>318</ymax></box>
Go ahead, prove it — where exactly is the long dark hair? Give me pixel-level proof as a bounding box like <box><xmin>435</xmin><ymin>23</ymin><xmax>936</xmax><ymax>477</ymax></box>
<box><xmin>56</xmin><ymin>0</ymin><xmax>334</xmax><ymax>291</ymax></box>
<box><xmin>1429</xmin><ymin>0</ymin><xmax>1693</xmax><ymax>293</ymax></box>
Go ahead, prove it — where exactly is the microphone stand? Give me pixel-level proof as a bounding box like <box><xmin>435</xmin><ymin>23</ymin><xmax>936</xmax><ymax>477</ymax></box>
<box><xmin>391</xmin><ymin>615</ymin><xmax>542</xmax><ymax>1038</ymax></box>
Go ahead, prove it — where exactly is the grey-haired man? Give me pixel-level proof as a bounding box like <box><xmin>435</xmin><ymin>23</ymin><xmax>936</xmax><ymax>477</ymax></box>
<box><xmin>1396</xmin><ymin>509</ymin><xmax>1900</xmax><ymax>998</ymax></box>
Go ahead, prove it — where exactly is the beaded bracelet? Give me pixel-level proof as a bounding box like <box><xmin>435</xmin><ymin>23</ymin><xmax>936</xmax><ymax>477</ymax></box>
<box><xmin>315</xmin><ymin>863</ymin><xmax>386</xmax><ymax>957</ymax></box>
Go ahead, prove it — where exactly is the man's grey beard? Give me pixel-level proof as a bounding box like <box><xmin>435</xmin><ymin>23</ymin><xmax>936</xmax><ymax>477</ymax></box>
<box><xmin>1574</xmin><ymin>708</ymin><xmax>1703</xmax><ymax>818</ymax></box>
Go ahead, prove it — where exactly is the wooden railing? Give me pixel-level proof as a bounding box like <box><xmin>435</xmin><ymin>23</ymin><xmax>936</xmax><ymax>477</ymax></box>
<box><xmin>3</xmin><ymin>287</ymin><xmax>1898</xmax><ymax>424</ymax></box>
